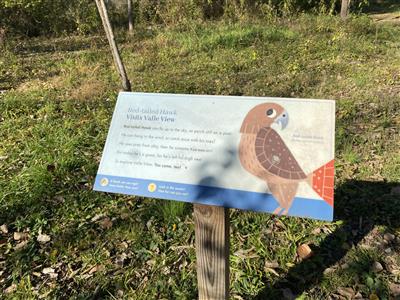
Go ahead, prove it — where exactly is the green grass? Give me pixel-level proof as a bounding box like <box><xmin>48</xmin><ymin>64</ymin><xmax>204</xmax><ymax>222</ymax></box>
<box><xmin>0</xmin><ymin>14</ymin><xmax>400</xmax><ymax>299</ymax></box>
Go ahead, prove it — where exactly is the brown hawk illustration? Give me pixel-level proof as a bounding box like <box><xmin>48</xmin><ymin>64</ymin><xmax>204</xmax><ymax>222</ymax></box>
<box><xmin>239</xmin><ymin>103</ymin><xmax>334</xmax><ymax>216</ymax></box>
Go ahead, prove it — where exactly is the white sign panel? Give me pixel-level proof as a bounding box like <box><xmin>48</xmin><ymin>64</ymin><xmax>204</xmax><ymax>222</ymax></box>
<box><xmin>94</xmin><ymin>92</ymin><xmax>335</xmax><ymax>221</ymax></box>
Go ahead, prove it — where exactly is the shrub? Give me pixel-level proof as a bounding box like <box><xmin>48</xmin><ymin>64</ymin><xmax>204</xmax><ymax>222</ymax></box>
<box><xmin>0</xmin><ymin>0</ymin><xmax>372</xmax><ymax>37</ymax></box>
<box><xmin>0</xmin><ymin>0</ymin><xmax>100</xmax><ymax>36</ymax></box>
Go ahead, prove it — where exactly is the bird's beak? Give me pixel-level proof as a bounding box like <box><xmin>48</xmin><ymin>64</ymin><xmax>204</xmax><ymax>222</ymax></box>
<box><xmin>274</xmin><ymin>110</ymin><xmax>289</xmax><ymax>130</ymax></box>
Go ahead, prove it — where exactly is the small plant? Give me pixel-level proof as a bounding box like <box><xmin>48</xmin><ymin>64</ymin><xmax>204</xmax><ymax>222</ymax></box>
<box><xmin>157</xmin><ymin>200</ymin><xmax>189</xmax><ymax>223</ymax></box>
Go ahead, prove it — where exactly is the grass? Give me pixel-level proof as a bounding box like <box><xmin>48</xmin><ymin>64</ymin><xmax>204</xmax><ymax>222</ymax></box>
<box><xmin>0</xmin><ymin>13</ymin><xmax>400</xmax><ymax>299</ymax></box>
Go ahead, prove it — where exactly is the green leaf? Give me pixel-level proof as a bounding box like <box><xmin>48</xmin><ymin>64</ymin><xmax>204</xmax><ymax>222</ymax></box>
<box><xmin>366</xmin><ymin>276</ymin><xmax>375</xmax><ymax>289</ymax></box>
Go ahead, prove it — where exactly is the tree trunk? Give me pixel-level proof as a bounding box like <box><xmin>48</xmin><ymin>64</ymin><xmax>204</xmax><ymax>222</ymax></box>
<box><xmin>0</xmin><ymin>27</ymin><xmax>6</xmax><ymax>47</ymax></box>
<box><xmin>340</xmin><ymin>0</ymin><xmax>350</xmax><ymax>20</ymax></box>
<box><xmin>128</xmin><ymin>0</ymin><xmax>133</xmax><ymax>33</ymax></box>
<box><xmin>95</xmin><ymin>0</ymin><xmax>131</xmax><ymax>91</ymax></box>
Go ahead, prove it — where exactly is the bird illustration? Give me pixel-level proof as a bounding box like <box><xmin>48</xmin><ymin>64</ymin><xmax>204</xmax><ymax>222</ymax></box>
<box><xmin>239</xmin><ymin>102</ymin><xmax>334</xmax><ymax>215</ymax></box>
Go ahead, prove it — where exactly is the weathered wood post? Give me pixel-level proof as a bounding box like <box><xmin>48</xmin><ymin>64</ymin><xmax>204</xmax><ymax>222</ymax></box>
<box><xmin>194</xmin><ymin>204</ymin><xmax>230</xmax><ymax>300</ymax></box>
<box><xmin>95</xmin><ymin>0</ymin><xmax>131</xmax><ymax>91</ymax></box>
<box><xmin>340</xmin><ymin>0</ymin><xmax>350</xmax><ymax>20</ymax></box>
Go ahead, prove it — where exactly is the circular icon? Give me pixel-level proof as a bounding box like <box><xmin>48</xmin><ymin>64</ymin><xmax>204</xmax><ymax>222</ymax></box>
<box><xmin>100</xmin><ymin>177</ymin><xmax>109</xmax><ymax>187</ymax></box>
<box><xmin>148</xmin><ymin>183</ymin><xmax>157</xmax><ymax>192</ymax></box>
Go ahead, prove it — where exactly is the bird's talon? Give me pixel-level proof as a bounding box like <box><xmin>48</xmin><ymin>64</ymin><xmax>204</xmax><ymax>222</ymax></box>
<box><xmin>273</xmin><ymin>207</ymin><xmax>283</xmax><ymax>215</ymax></box>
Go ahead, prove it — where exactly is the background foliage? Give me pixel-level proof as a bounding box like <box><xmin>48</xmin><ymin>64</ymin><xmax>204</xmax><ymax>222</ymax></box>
<box><xmin>0</xmin><ymin>0</ymin><xmax>371</xmax><ymax>37</ymax></box>
<box><xmin>0</xmin><ymin>0</ymin><xmax>99</xmax><ymax>36</ymax></box>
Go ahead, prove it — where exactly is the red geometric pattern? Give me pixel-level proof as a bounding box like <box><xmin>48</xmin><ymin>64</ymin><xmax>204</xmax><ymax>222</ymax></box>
<box><xmin>312</xmin><ymin>159</ymin><xmax>334</xmax><ymax>206</ymax></box>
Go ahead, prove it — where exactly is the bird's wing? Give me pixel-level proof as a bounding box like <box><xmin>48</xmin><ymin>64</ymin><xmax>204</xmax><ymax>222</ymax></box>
<box><xmin>255</xmin><ymin>127</ymin><xmax>307</xmax><ymax>180</ymax></box>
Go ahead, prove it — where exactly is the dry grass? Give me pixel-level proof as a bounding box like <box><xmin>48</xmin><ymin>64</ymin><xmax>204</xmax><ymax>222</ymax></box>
<box><xmin>69</xmin><ymin>78</ymin><xmax>108</xmax><ymax>101</ymax></box>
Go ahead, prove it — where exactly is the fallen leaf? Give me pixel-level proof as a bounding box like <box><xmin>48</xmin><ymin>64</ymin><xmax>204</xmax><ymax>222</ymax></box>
<box><xmin>323</xmin><ymin>267</ymin><xmax>335</xmax><ymax>275</ymax></box>
<box><xmin>265</xmin><ymin>267</ymin><xmax>280</xmax><ymax>276</ymax></box>
<box><xmin>383</xmin><ymin>233</ymin><xmax>395</xmax><ymax>241</ymax></box>
<box><xmin>118</xmin><ymin>241</ymin><xmax>129</xmax><ymax>250</ymax></box>
<box><xmin>42</xmin><ymin>267</ymin><xmax>55</xmax><ymax>274</ymax></box>
<box><xmin>337</xmin><ymin>287</ymin><xmax>355</xmax><ymax>299</ymax></box>
<box><xmin>146</xmin><ymin>219</ymin><xmax>153</xmax><ymax>229</ymax></box>
<box><xmin>14</xmin><ymin>240</ymin><xmax>28</xmax><ymax>250</ymax></box>
<box><xmin>99</xmin><ymin>217</ymin><xmax>113</xmax><ymax>230</ymax></box>
<box><xmin>340</xmin><ymin>263</ymin><xmax>349</xmax><ymax>270</ymax></box>
<box><xmin>354</xmin><ymin>292</ymin><xmax>363</xmax><ymax>299</ymax></box>
<box><xmin>311</xmin><ymin>227</ymin><xmax>321</xmax><ymax>234</ymax></box>
<box><xmin>389</xmin><ymin>283</ymin><xmax>400</xmax><ymax>297</ymax></box>
<box><xmin>390</xmin><ymin>269</ymin><xmax>400</xmax><ymax>275</ymax></box>
<box><xmin>89</xmin><ymin>265</ymin><xmax>105</xmax><ymax>274</ymax></box>
<box><xmin>115</xmin><ymin>253</ymin><xmax>127</xmax><ymax>266</ymax></box>
<box><xmin>297</xmin><ymin>244</ymin><xmax>313</xmax><ymax>259</ymax></box>
<box><xmin>360</xmin><ymin>244</ymin><xmax>372</xmax><ymax>250</ymax></box>
<box><xmin>37</xmin><ymin>233</ymin><xmax>51</xmax><ymax>243</ymax></box>
<box><xmin>275</xmin><ymin>220</ymin><xmax>286</xmax><ymax>230</ymax></box>
<box><xmin>286</xmin><ymin>262</ymin><xmax>295</xmax><ymax>268</ymax></box>
<box><xmin>264</xmin><ymin>261</ymin><xmax>279</xmax><ymax>269</ymax></box>
<box><xmin>146</xmin><ymin>259</ymin><xmax>155</xmax><ymax>266</ymax></box>
<box><xmin>13</xmin><ymin>232</ymin><xmax>28</xmax><ymax>241</ymax></box>
<box><xmin>115</xmin><ymin>290</ymin><xmax>124</xmax><ymax>298</ymax></box>
<box><xmin>4</xmin><ymin>284</ymin><xmax>16</xmax><ymax>294</ymax></box>
<box><xmin>91</xmin><ymin>213</ymin><xmax>105</xmax><ymax>222</ymax></box>
<box><xmin>0</xmin><ymin>224</ymin><xmax>8</xmax><ymax>234</ymax></box>
<box><xmin>371</xmin><ymin>261</ymin><xmax>383</xmax><ymax>273</ymax></box>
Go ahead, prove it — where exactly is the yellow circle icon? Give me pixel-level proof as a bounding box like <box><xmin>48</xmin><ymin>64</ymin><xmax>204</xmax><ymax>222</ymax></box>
<box><xmin>100</xmin><ymin>178</ymin><xmax>109</xmax><ymax>187</ymax></box>
<box><xmin>148</xmin><ymin>183</ymin><xmax>157</xmax><ymax>192</ymax></box>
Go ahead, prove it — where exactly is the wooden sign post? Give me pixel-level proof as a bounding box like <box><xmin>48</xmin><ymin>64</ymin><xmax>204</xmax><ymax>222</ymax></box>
<box><xmin>194</xmin><ymin>204</ymin><xmax>230</xmax><ymax>299</ymax></box>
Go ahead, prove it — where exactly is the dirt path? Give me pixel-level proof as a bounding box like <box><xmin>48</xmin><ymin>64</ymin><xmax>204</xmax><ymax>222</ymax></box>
<box><xmin>370</xmin><ymin>11</ymin><xmax>400</xmax><ymax>24</ymax></box>
<box><xmin>367</xmin><ymin>0</ymin><xmax>400</xmax><ymax>25</ymax></box>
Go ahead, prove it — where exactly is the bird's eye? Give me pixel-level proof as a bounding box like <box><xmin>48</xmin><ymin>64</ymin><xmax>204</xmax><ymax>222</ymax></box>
<box><xmin>266</xmin><ymin>109</ymin><xmax>276</xmax><ymax>118</ymax></box>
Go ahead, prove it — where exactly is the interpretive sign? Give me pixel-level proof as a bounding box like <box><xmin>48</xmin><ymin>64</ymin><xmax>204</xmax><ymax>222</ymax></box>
<box><xmin>94</xmin><ymin>92</ymin><xmax>335</xmax><ymax>221</ymax></box>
